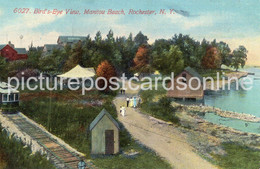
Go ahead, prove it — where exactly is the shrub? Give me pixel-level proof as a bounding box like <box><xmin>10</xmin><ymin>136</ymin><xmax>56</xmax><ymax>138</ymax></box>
<box><xmin>141</xmin><ymin>97</ymin><xmax>179</xmax><ymax>124</ymax></box>
<box><xmin>15</xmin><ymin>69</ymin><xmax>39</xmax><ymax>81</ymax></box>
<box><xmin>0</xmin><ymin>125</ymin><xmax>55</xmax><ymax>169</ymax></box>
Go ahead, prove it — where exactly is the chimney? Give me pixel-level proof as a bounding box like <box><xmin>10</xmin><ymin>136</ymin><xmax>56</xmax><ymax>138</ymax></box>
<box><xmin>8</xmin><ymin>41</ymin><xmax>15</xmax><ymax>48</ymax></box>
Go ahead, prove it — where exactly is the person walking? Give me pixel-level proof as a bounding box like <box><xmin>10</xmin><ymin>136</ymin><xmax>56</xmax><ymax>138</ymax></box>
<box><xmin>133</xmin><ymin>96</ymin><xmax>137</xmax><ymax>108</ymax></box>
<box><xmin>121</xmin><ymin>106</ymin><xmax>126</xmax><ymax>117</ymax></box>
<box><xmin>138</xmin><ymin>95</ymin><xmax>142</xmax><ymax>107</ymax></box>
<box><xmin>130</xmin><ymin>97</ymin><xmax>133</xmax><ymax>107</ymax></box>
<box><xmin>126</xmin><ymin>97</ymin><xmax>130</xmax><ymax>107</ymax></box>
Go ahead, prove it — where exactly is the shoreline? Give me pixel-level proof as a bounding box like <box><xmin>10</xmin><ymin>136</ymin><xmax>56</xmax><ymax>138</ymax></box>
<box><xmin>186</xmin><ymin>104</ymin><xmax>260</xmax><ymax>123</ymax></box>
<box><xmin>206</xmin><ymin>71</ymin><xmax>249</xmax><ymax>91</ymax></box>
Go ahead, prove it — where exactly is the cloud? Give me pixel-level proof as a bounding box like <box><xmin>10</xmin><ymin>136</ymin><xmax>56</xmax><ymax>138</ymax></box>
<box><xmin>166</xmin><ymin>13</ymin><xmax>214</xmax><ymax>30</ymax></box>
<box><xmin>0</xmin><ymin>12</ymin><xmax>65</xmax><ymax>47</ymax></box>
<box><xmin>3</xmin><ymin>13</ymin><xmax>65</xmax><ymax>32</ymax></box>
<box><xmin>22</xmin><ymin>13</ymin><xmax>65</xmax><ymax>29</ymax></box>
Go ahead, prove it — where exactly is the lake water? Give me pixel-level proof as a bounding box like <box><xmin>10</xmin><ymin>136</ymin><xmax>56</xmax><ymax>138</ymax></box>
<box><xmin>203</xmin><ymin>67</ymin><xmax>260</xmax><ymax>134</ymax></box>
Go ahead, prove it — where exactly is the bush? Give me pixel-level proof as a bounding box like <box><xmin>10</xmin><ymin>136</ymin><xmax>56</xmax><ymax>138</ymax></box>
<box><xmin>141</xmin><ymin>97</ymin><xmax>179</xmax><ymax>124</ymax></box>
<box><xmin>15</xmin><ymin>69</ymin><xmax>39</xmax><ymax>81</ymax></box>
<box><xmin>0</xmin><ymin>125</ymin><xmax>55</xmax><ymax>169</ymax></box>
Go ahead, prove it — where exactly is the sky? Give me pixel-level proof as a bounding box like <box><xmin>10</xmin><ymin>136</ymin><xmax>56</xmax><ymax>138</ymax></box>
<box><xmin>0</xmin><ymin>0</ymin><xmax>260</xmax><ymax>65</ymax></box>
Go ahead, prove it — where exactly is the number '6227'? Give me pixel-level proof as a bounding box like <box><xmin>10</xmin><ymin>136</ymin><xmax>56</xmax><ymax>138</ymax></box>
<box><xmin>13</xmin><ymin>8</ymin><xmax>30</xmax><ymax>14</ymax></box>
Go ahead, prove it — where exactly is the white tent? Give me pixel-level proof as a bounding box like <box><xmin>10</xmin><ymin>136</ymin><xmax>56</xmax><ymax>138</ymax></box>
<box><xmin>57</xmin><ymin>65</ymin><xmax>96</xmax><ymax>78</ymax></box>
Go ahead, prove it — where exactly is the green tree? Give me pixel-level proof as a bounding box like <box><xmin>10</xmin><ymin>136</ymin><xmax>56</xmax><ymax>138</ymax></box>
<box><xmin>95</xmin><ymin>31</ymin><xmax>102</xmax><ymax>45</ymax></box>
<box><xmin>217</xmin><ymin>41</ymin><xmax>232</xmax><ymax>67</ymax></box>
<box><xmin>171</xmin><ymin>34</ymin><xmax>201</xmax><ymax>68</ymax></box>
<box><xmin>231</xmin><ymin>46</ymin><xmax>248</xmax><ymax>71</ymax></box>
<box><xmin>134</xmin><ymin>31</ymin><xmax>149</xmax><ymax>47</ymax></box>
<box><xmin>26</xmin><ymin>46</ymin><xmax>42</xmax><ymax>69</ymax></box>
<box><xmin>64</xmin><ymin>41</ymin><xmax>83</xmax><ymax>71</ymax></box>
<box><xmin>0</xmin><ymin>57</ymin><xmax>7</xmax><ymax>80</ymax></box>
<box><xmin>152</xmin><ymin>45</ymin><xmax>184</xmax><ymax>75</ymax></box>
<box><xmin>39</xmin><ymin>55</ymin><xmax>57</xmax><ymax>72</ymax></box>
<box><xmin>106</xmin><ymin>29</ymin><xmax>115</xmax><ymax>44</ymax></box>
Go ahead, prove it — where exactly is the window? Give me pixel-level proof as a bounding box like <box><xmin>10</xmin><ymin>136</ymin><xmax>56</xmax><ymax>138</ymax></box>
<box><xmin>15</xmin><ymin>94</ymin><xmax>19</xmax><ymax>101</ymax></box>
<box><xmin>3</xmin><ymin>94</ymin><xmax>8</xmax><ymax>102</ymax></box>
<box><xmin>9</xmin><ymin>94</ymin><xmax>14</xmax><ymax>102</ymax></box>
<box><xmin>182</xmin><ymin>73</ymin><xmax>187</xmax><ymax>83</ymax></box>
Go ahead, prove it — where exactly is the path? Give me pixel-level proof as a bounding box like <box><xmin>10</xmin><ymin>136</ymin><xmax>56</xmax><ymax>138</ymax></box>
<box><xmin>2</xmin><ymin>113</ymin><xmax>96</xmax><ymax>169</ymax></box>
<box><xmin>114</xmin><ymin>81</ymin><xmax>218</xmax><ymax>169</ymax></box>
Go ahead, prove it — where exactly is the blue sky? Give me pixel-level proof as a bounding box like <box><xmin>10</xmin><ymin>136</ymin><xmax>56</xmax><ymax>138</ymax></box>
<box><xmin>0</xmin><ymin>0</ymin><xmax>260</xmax><ymax>64</ymax></box>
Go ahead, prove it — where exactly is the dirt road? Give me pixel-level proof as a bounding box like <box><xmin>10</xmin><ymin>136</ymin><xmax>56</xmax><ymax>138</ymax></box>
<box><xmin>114</xmin><ymin>81</ymin><xmax>217</xmax><ymax>169</ymax></box>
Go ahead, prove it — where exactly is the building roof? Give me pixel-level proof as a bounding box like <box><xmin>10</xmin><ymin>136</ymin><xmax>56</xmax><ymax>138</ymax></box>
<box><xmin>57</xmin><ymin>36</ymin><xmax>88</xmax><ymax>43</ymax></box>
<box><xmin>15</xmin><ymin>48</ymin><xmax>27</xmax><ymax>54</ymax></box>
<box><xmin>90</xmin><ymin>109</ymin><xmax>120</xmax><ymax>131</ymax></box>
<box><xmin>0</xmin><ymin>45</ymin><xmax>6</xmax><ymax>50</ymax></box>
<box><xmin>184</xmin><ymin>66</ymin><xmax>203</xmax><ymax>82</ymax></box>
<box><xmin>0</xmin><ymin>82</ymin><xmax>19</xmax><ymax>93</ymax></box>
<box><xmin>43</xmin><ymin>44</ymin><xmax>60</xmax><ymax>51</ymax></box>
<box><xmin>57</xmin><ymin>65</ymin><xmax>96</xmax><ymax>78</ymax></box>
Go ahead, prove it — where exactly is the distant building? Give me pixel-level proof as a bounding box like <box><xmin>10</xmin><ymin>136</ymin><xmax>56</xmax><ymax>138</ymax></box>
<box><xmin>167</xmin><ymin>67</ymin><xmax>204</xmax><ymax>100</ymax></box>
<box><xmin>57</xmin><ymin>36</ymin><xmax>88</xmax><ymax>47</ymax></box>
<box><xmin>42</xmin><ymin>44</ymin><xmax>62</xmax><ymax>56</ymax></box>
<box><xmin>0</xmin><ymin>82</ymin><xmax>19</xmax><ymax>106</ymax></box>
<box><xmin>90</xmin><ymin>109</ymin><xmax>120</xmax><ymax>155</ymax></box>
<box><xmin>0</xmin><ymin>42</ymin><xmax>27</xmax><ymax>61</ymax></box>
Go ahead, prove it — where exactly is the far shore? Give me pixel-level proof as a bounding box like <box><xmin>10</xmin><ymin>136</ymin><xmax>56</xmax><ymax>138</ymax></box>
<box><xmin>206</xmin><ymin>71</ymin><xmax>249</xmax><ymax>91</ymax></box>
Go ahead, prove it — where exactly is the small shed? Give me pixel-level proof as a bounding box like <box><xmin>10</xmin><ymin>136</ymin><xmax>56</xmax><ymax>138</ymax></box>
<box><xmin>89</xmin><ymin>109</ymin><xmax>120</xmax><ymax>155</ymax></box>
<box><xmin>167</xmin><ymin>67</ymin><xmax>204</xmax><ymax>100</ymax></box>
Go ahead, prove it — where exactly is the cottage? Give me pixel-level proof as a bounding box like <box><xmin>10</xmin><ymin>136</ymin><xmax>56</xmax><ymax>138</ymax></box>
<box><xmin>0</xmin><ymin>42</ymin><xmax>27</xmax><ymax>61</ymax></box>
<box><xmin>167</xmin><ymin>67</ymin><xmax>204</xmax><ymax>100</ymax></box>
<box><xmin>0</xmin><ymin>82</ymin><xmax>19</xmax><ymax>106</ymax></box>
<box><xmin>89</xmin><ymin>109</ymin><xmax>120</xmax><ymax>155</ymax></box>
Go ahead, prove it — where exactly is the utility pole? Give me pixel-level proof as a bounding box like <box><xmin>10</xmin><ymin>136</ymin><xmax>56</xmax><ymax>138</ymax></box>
<box><xmin>47</xmin><ymin>76</ymin><xmax>52</xmax><ymax>131</ymax></box>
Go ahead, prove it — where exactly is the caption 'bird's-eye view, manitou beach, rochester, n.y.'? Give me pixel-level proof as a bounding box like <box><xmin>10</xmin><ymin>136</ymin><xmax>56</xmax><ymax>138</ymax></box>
<box><xmin>0</xmin><ymin>0</ymin><xmax>260</xmax><ymax>169</ymax></box>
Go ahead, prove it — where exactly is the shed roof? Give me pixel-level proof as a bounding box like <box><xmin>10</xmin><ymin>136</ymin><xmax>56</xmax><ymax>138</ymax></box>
<box><xmin>90</xmin><ymin>109</ymin><xmax>120</xmax><ymax>131</ymax></box>
<box><xmin>184</xmin><ymin>66</ymin><xmax>203</xmax><ymax>82</ymax></box>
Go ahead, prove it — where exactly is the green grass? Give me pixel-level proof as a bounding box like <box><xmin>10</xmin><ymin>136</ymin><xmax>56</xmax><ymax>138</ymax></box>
<box><xmin>140</xmin><ymin>82</ymin><xmax>167</xmax><ymax>103</ymax></box>
<box><xmin>139</xmin><ymin>82</ymin><xmax>180</xmax><ymax>124</ymax></box>
<box><xmin>213</xmin><ymin>143</ymin><xmax>260</xmax><ymax>169</ymax></box>
<box><xmin>18</xmin><ymin>89</ymin><xmax>172</xmax><ymax>169</ymax></box>
<box><xmin>94</xmin><ymin>145</ymin><xmax>171</xmax><ymax>169</ymax></box>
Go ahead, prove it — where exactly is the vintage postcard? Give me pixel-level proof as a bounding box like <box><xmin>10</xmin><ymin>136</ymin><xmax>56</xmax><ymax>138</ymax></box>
<box><xmin>0</xmin><ymin>0</ymin><xmax>259</xmax><ymax>169</ymax></box>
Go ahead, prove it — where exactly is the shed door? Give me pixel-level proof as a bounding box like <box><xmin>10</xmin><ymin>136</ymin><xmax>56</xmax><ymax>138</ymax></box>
<box><xmin>105</xmin><ymin>130</ymin><xmax>114</xmax><ymax>154</ymax></box>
